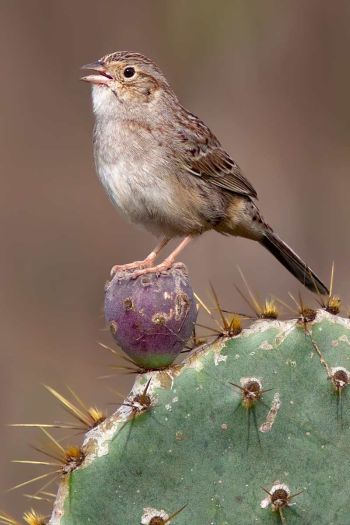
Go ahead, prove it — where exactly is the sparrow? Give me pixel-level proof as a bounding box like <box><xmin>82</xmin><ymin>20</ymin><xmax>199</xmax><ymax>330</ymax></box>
<box><xmin>81</xmin><ymin>51</ymin><xmax>328</xmax><ymax>294</ymax></box>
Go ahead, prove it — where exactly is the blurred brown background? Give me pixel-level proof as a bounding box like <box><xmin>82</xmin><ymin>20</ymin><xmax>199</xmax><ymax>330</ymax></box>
<box><xmin>1</xmin><ymin>0</ymin><xmax>349</xmax><ymax>518</ymax></box>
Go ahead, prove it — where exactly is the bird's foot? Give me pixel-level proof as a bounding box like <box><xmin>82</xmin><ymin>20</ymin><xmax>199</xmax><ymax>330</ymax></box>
<box><xmin>129</xmin><ymin>260</ymin><xmax>186</xmax><ymax>279</ymax></box>
<box><xmin>110</xmin><ymin>256</ymin><xmax>155</xmax><ymax>276</ymax></box>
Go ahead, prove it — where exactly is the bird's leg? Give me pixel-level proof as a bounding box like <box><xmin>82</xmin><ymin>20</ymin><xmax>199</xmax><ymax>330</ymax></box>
<box><xmin>130</xmin><ymin>236</ymin><xmax>193</xmax><ymax>279</ymax></box>
<box><xmin>110</xmin><ymin>237</ymin><xmax>170</xmax><ymax>276</ymax></box>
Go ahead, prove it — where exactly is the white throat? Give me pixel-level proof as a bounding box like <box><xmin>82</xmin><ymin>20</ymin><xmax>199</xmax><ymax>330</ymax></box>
<box><xmin>91</xmin><ymin>85</ymin><xmax>119</xmax><ymax>118</ymax></box>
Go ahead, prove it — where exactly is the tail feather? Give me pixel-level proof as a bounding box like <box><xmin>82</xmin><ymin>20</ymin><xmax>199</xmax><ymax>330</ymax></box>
<box><xmin>261</xmin><ymin>230</ymin><xmax>329</xmax><ymax>295</ymax></box>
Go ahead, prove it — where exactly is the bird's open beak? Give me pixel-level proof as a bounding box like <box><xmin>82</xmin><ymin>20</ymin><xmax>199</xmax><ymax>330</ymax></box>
<box><xmin>80</xmin><ymin>61</ymin><xmax>113</xmax><ymax>85</ymax></box>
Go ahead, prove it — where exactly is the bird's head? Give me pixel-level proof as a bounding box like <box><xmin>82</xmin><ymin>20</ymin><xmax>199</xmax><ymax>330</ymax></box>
<box><xmin>81</xmin><ymin>51</ymin><xmax>173</xmax><ymax>118</ymax></box>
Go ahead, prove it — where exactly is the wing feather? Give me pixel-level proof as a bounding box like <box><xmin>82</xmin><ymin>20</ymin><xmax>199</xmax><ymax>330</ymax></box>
<box><xmin>176</xmin><ymin>111</ymin><xmax>258</xmax><ymax>199</ymax></box>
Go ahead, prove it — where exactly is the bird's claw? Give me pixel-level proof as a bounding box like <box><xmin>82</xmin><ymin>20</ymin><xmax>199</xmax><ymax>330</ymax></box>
<box><xmin>129</xmin><ymin>259</ymin><xmax>177</xmax><ymax>279</ymax></box>
<box><xmin>110</xmin><ymin>258</ymin><xmax>155</xmax><ymax>276</ymax></box>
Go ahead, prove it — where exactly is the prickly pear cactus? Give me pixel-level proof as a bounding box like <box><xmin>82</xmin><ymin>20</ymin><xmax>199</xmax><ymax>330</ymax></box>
<box><xmin>50</xmin><ymin>309</ymin><xmax>350</xmax><ymax>525</ymax></box>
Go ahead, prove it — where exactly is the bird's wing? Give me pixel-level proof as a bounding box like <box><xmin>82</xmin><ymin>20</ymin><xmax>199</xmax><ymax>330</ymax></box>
<box><xmin>177</xmin><ymin>112</ymin><xmax>258</xmax><ymax>199</ymax></box>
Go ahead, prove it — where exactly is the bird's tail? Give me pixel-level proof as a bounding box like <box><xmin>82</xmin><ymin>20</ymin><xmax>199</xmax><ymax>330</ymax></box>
<box><xmin>260</xmin><ymin>230</ymin><xmax>329</xmax><ymax>295</ymax></box>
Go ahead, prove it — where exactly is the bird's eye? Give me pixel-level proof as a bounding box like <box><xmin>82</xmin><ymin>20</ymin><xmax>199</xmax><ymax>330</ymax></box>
<box><xmin>123</xmin><ymin>66</ymin><xmax>135</xmax><ymax>78</ymax></box>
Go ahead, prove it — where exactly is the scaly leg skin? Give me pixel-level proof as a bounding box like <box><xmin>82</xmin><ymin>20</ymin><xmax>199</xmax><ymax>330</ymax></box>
<box><xmin>130</xmin><ymin>236</ymin><xmax>193</xmax><ymax>279</ymax></box>
<box><xmin>110</xmin><ymin>237</ymin><xmax>169</xmax><ymax>276</ymax></box>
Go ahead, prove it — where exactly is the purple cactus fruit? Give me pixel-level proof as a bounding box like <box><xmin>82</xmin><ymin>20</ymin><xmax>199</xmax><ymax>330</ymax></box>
<box><xmin>104</xmin><ymin>264</ymin><xmax>198</xmax><ymax>369</ymax></box>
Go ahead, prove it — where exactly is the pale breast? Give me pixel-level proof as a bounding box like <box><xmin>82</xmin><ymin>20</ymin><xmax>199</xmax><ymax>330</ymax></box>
<box><xmin>94</xmin><ymin>119</ymin><xmax>204</xmax><ymax>237</ymax></box>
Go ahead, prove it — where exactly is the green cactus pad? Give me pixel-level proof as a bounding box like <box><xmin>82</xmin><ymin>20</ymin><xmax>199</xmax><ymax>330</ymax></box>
<box><xmin>50</xmin><ymin>311</ymin><xmax>350</xmax><ymax>525</ymax></box>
